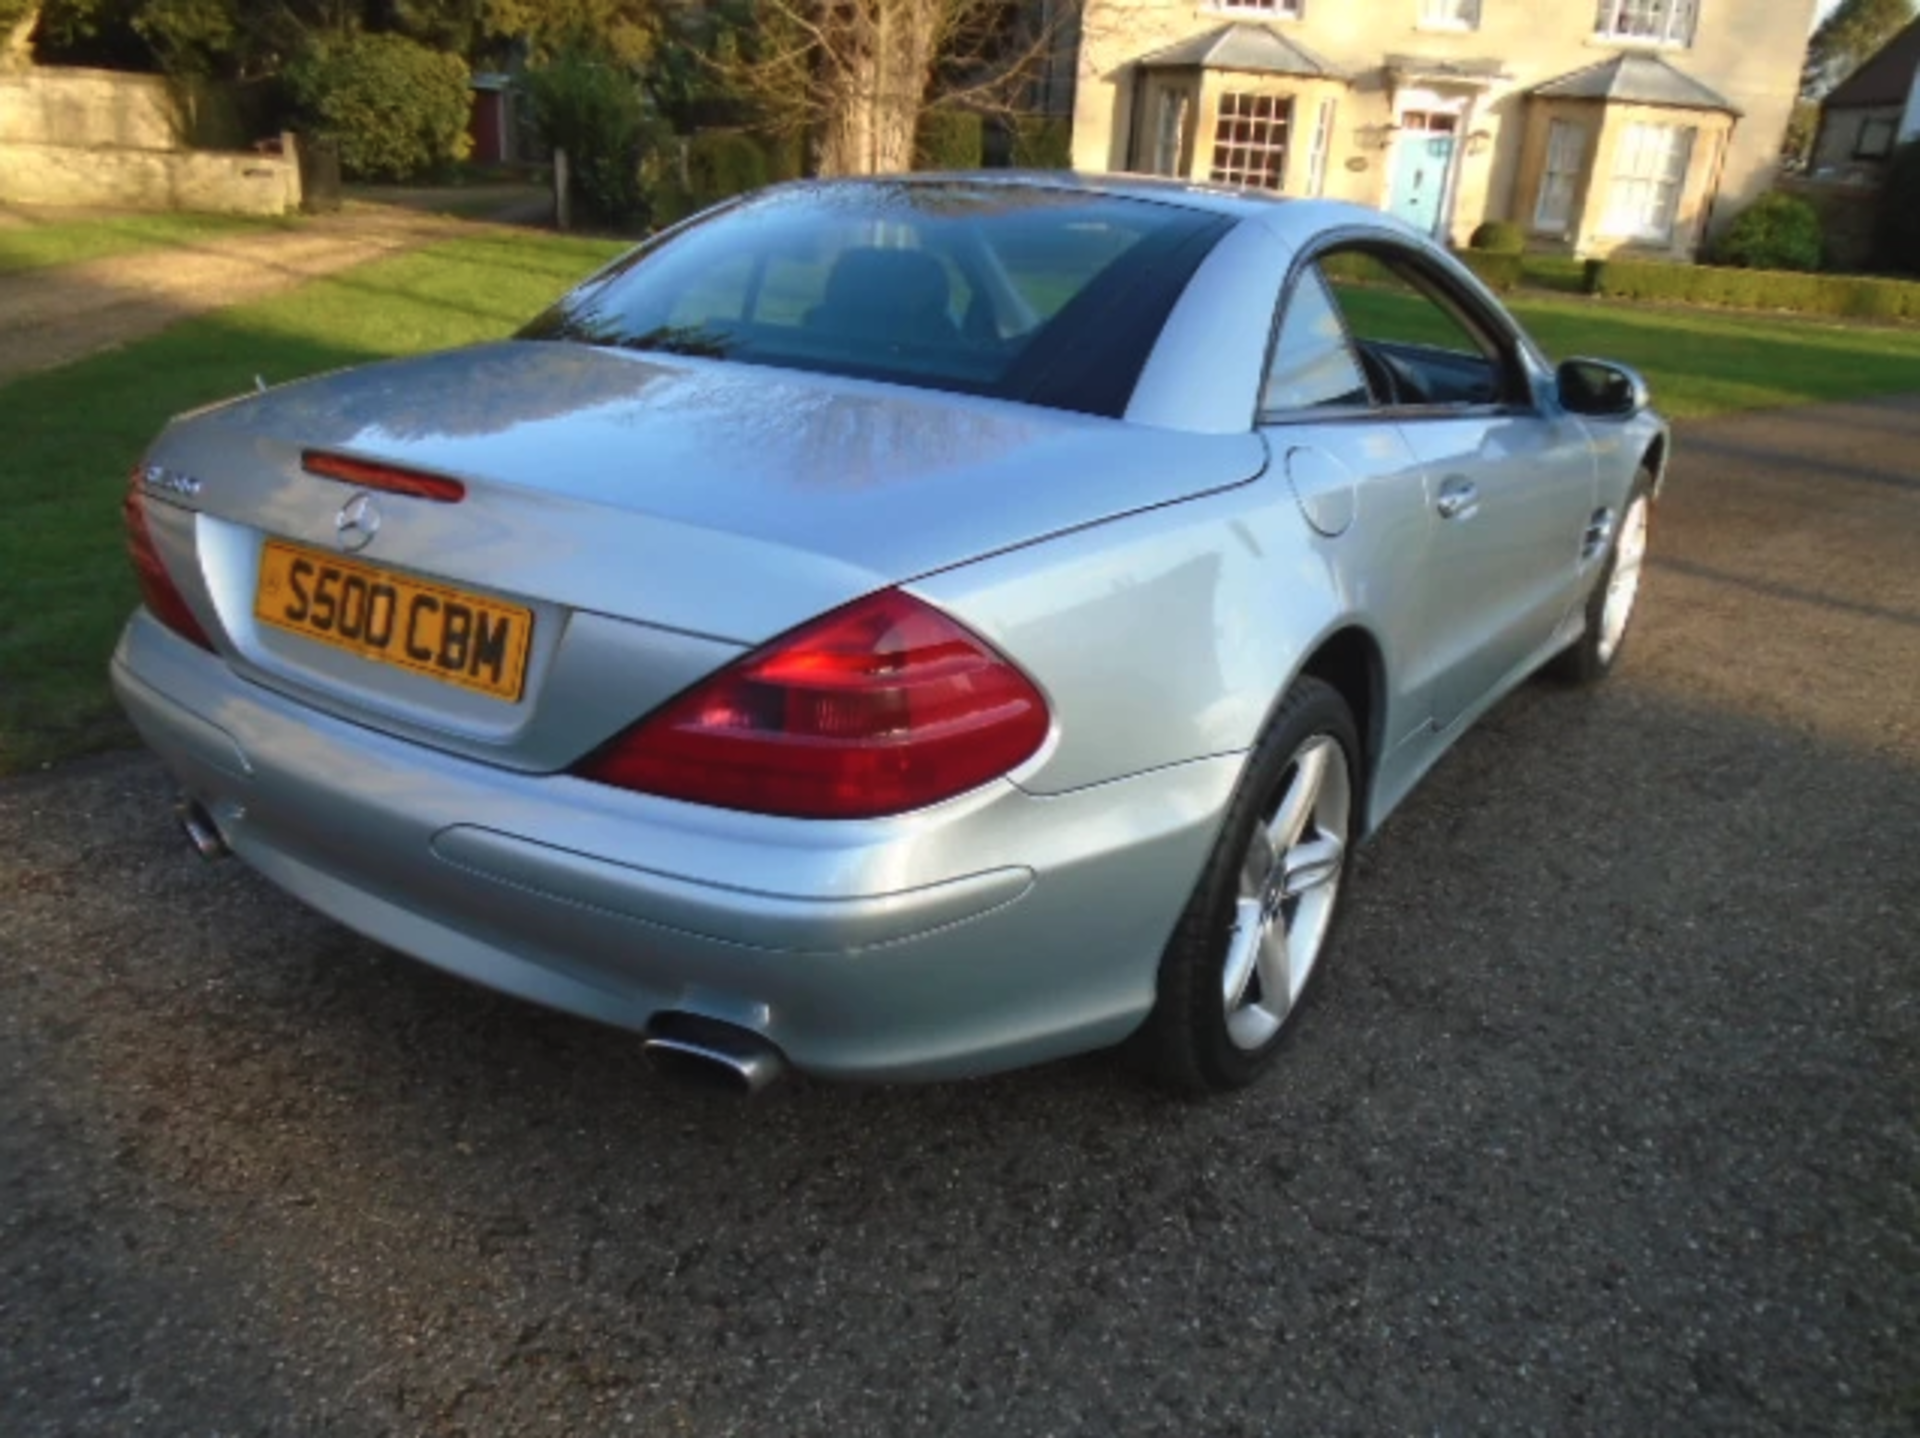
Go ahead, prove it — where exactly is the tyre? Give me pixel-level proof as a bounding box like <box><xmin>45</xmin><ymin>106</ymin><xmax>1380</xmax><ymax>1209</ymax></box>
<box><xmin>1132</xmin><ymin>676</ymin><xmax>1359</xmax><ymax>1094</ymax></box>
<box><xmin>1550</xmin><ymin>469</ymin><xmax>1653</xmax><ymax>685</ymax></box>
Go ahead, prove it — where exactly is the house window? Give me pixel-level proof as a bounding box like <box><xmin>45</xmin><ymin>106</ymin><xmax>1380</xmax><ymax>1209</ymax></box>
<box><xmin>1306</xmin><ymin>98</ymin><xmax>1337</xmax><ymax>196</ymax></box>
<box><xmin>1533</xmin><ymin>119</ymin><xmax>1587</xmax><ymax>233</ymax></box>
<box><xmin>1150</xmin><ymin>87</ymin><xmax>1190</xmax><ymax>176</ymax></box>
<box><xmin>1210</xmin><ymin>93</ymin><xmax>1292</xmax><ymax>190</ymax></box>
<box><xmin>1215</xmin><ymin>0</ymin><xmax>1303</xmax><ymax>15</ymax></box>
<box><xmin>1856</xmin><ymin>116</ymin><xmax>1898</xmax><ymax>159</ymax></box>
<box><xmin>1593</xmin><ymin>0</ymin><xmax>1697</xmax><ymax>46</ymax></box>
<box><xmin>1602</xmin><ymin>121</ymin><xmax>1695</xmax><ymax>241</ymax></box>
<box><xmin>1420</xmin><ymin>0</ymin><xmax>1481</xmax><ymax>28</ymax></box>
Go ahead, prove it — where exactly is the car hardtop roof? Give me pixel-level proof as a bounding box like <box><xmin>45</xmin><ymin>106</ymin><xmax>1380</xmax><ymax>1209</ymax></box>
<box><xmin>763</xmin><ymin>170</ymin><xmax>1415</xmax><ymax>243</ymax></box>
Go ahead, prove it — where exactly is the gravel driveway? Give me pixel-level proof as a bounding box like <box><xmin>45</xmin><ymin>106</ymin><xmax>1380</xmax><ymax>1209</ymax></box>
<box><xmin>2</xmin><ymin>397</ymin><xmax>1915</xmax><ymax>1437</ymax></box>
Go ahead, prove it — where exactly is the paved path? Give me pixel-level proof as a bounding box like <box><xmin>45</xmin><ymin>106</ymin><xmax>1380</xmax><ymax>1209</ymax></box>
<box><xmin>0</xmin><ymin>203</ymin><xmax>517</xmax><ymax>383</ymax></box>
<box><xmin>1</xmin><ymin>398</ymin><xmax>1916</xmax><ymax>1436</ymax></box>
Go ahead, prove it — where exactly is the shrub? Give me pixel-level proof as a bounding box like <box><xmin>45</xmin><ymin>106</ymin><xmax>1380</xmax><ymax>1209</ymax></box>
<box><xmin>1584</xmin><ymin>256</ymin><xmax>1920</xmax><ymax>320</ymax></box>
<box><xmin>1714</xmin><ymin>192</ymin><xmax>1823</xmax><ymax>272</ymax></box>
<box><xmin>1011</xmin><ymin>115</ymin><xmax>1073</xmax><ymax>169</ymax></box>
<box><xmin>685</xmin><ymin>130</ymin><xmax>768</xmax><ymax>206</ymax></box>
<box><xmin>1877</xmin><ymin>140</ymin><xmax>1920</xmax><ymax>276</ymax></box>
<box><xmin>521</xmin><ymin>45</ymin><xmax>654</xmax><ymax>225</ymax></box>
<box><xmin>1468</xmin><ymin>220</ymin><xmax>1527</xmax><ymax>255</ymax></box>
<box><xmin>286</xmin><ymin>33</ymin><xmax>470</xmax><ymax>182</ymax></box>
<box><xmin>915</xmin><ymin>108</ymin><xmax>983</xmax><ymax>170</ymax></box>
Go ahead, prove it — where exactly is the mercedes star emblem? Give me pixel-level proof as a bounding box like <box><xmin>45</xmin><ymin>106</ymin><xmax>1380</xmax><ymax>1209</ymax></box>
<box><xmin>335</xmin><ymin>492</ymin><xmax>381</xmax><ymax>553</ymax></box>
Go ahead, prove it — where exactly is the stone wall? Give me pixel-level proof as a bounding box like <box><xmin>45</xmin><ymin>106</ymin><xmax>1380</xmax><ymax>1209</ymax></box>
<box><xmin>0</xmin><ymin>66</ymin><xmax>297</xmax><ymax>215</ymax></box>
<box><xmin>0</xmin><ymin>66</ymin><xmax>181</xmax><ymax>149</ymax></box>
<box><xmin>1</xmin><ymin>141</ymin><xmax>299</xmax><ymax>215</ymax></box>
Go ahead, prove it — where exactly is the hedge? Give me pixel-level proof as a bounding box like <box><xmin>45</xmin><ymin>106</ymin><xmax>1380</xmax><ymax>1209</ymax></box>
<box><xmin>1451</xmin><ymin>250</ymin><xmax>1523</xmax><ymax>292</ymax></box>
<box><xmin>915</xmin><ymin>109</ymin><xmax>984</xmax><ymax>170</ymax></box>
<box><xmin>1584</xmin><ymin>257</ymin><xmax>1920</xmax><ymax>321</ymax></box>
<box><xmin>1518</xmin><ymin>255</ymin><xmax>1590</xmax><ymax>294</ymax></box>
<box><xmin>685</xmin><ymin>130</ymin><xmax>768</xmax><ymax>206</ymax></box>
<box><xmin>1011</xmin><ymin>116</ymin><xmax>1073</xmax><ymax>169</ymax></box>
<box><xmin>1878</xmin><ymin>140</ymin><xmax>1920</xmax><ymax>274</ymax></box>
<box><xmin>646</xmin><ymin>130</ymin><xmax>769</xmax><ymax>229</ymax></box>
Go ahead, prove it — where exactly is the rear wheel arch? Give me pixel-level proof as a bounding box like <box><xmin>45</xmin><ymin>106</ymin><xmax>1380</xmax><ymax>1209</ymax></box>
<box><xmin>1294</xmin><ymin>625</ymin><xmax>1385</xmax><ymax>831</ymax></box>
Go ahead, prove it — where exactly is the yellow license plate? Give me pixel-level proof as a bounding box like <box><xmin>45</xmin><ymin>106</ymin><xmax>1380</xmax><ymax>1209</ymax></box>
<box><xmin>253</xmin><ymin>541</ymin><xmax>533</xmax><ymax>702</ymax></box>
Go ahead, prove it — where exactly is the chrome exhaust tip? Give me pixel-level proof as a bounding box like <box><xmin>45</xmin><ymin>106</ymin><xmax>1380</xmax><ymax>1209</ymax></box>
<box><xmin>643</xmin><ymin>1013</ymin><xmax>786</xmax><ymax>1094</ymax></box>
<box><xmin>174</xmin><ymin>797</ymin><xmax>230</xmax><ymax>861</ymax></box>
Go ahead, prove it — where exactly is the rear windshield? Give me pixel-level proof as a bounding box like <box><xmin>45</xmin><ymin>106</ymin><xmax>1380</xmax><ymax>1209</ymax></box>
<box><xmin>517</xmin><ymin>181</ymin><xmax>1231</xmax><ymax>417</ymax></box>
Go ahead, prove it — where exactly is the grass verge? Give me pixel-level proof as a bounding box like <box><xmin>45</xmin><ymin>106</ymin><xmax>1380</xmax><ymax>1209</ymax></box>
<box><xmin>0</xmin><ymin>211</ymin><xmax>295</xmax><ymax>274</ymax></box>
<box><xmin>1</xmin><ymin>229</ymin><xmax>1917</xmax><ymax>774</ymax></box>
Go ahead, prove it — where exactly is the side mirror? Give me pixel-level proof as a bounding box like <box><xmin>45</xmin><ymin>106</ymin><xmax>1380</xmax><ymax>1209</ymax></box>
<box><xmin>1556</xmin><ymin>358</ymin><xmax>1650</xmax><ymax>419</ymax></box>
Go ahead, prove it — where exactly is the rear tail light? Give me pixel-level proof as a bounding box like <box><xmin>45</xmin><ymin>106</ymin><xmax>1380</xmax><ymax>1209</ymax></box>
<box><xmin>573</xmin><ymin>589</ymin><xmax>1050</xmax><ymax>819</ymax></box>
<box><xmin>123</xmin><ymin>473</ymin><xmax>214</xmax><ymax>651</ymax></box>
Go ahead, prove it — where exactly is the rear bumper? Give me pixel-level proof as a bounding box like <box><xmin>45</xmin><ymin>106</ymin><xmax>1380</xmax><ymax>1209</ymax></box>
<box><xmin>112</xmin><ymin>612</ymin><xmax>1241</xmax><ymax>1080</ymax></box>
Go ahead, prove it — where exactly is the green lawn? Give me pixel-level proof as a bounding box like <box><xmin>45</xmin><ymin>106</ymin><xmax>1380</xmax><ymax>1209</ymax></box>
<box><xmin>1</xmin><ymin>224</ymin><xmax>1917</xmax><ymax>774</ymax></box>
<box><xmin>1508</xmin><ymin>293</ymin><xmax>1920</xmax><ymax>418</ymax></box>
<box><xmin>1337</xmin><ymin>284</ymin><xmax>1920</xmax><ymax>419</ymax></box>
<box><xmin>0</xmin><ymin>230</ymin><xmax>625</xmax><ymax>773</ymax></box>
<box><xmin>0</xmin><ymin>211</ymin><xmax>294</xmax><ymax>274</ymax></box>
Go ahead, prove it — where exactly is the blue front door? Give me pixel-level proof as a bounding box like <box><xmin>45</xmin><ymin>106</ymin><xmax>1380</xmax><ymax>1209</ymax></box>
<box><xmin>1389</xmin><ymin>134</ymin><xmax>1454</xmax><ymax>236</ymax></box>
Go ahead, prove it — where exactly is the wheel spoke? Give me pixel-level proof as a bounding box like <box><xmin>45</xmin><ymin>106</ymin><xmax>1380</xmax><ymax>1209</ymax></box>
<box><xmin>1282</xmin><ymin>834</ymin><xmax>1345</xmax><ymax>899</ymax></box>
<box><xmin>1253</xmin><ymin>922</ymin><xmax>1294</xmax><ymax>1027</ymax></box>
<box><xmin>1239</xmin><ymin>827</ymin><xmax>1274</xmax><ymax>898</ymax></box>
<box><xmin>1284</xmin><ymin>889</ymin><xmax>1333</xmax><ymax>1002</ymax></box>
<box><xmin>1221</xmin><ymin>897</ymin><xmax>1264</xmax><ymax>1007</ymax></box>
<box><xmin>1266</xmin><ymin>739</ymin><xmax>1330</xmax><ymax>856</ymax></box>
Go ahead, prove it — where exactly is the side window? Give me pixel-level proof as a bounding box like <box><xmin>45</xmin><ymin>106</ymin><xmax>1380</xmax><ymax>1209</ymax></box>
<box><xmin>1261</xmin><ymin>268</ymin><xmax>1370</xmax><ymax>415</ymax></box>
<box><xmin>1317</xmin><ymin>248</ymin><xmax>1512</xmax><ymax>408</ymax></box>
<box><xmin>665</xmin><ymin>252</ymin><xmax>755</xmax><ymax>328</ymax></box>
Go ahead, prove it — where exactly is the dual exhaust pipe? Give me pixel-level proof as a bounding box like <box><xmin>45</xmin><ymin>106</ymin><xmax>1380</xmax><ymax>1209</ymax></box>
<box><xmin>174</xmin><ymin>794</ymin><xmax>785</xmax><ymax>1093</ymax></box>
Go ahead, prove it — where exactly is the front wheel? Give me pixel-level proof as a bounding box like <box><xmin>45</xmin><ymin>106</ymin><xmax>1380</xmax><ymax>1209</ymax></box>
<box><xmin>1132</xmin><ymin>677</ymin><xmax>1359</xmax><ymax>1094</ymax></box>
<box><xmin>1551</xmin><ymin>470</ymin><xmax>1653</xmax><ymax>685</ymax></box>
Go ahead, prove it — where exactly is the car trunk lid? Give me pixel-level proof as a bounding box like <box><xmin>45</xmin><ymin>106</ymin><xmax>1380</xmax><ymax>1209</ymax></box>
<box><xmin>139</xmin><ymin>341</ymin><xmax>1265</xmax><ymax>769</ymax></box>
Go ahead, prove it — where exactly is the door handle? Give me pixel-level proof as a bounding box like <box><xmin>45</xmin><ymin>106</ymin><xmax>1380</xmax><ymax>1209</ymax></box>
<box><xmin>1435</xmin><ymin>478</ymin><xmax>1479</xmax><ymax>521</ymax></box>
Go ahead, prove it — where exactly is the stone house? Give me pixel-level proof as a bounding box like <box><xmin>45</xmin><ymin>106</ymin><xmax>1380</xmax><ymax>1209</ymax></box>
<box><xmin>1069</xmin><ymin>0</ymin><xmax>1817</xmax><ymax>257</ymax></box>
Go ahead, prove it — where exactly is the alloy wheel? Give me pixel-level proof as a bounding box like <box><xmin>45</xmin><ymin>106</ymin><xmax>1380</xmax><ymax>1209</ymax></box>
<box><xmin>1598</xmin><ymin>495</ymin><xmax>1649</xmax><ymax>665</ymax></box>
<box><xmin>1222</xmin><ymin>734</ymin><xmax>1352</xmax><ymax>1051</ymax></box>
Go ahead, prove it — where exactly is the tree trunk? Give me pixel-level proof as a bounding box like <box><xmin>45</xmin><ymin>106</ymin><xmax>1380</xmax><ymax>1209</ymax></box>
<box><xmin>813</xmin><ymin>0</ymin><xmax>938</xmax><ymax>176</ymax></box>
<box><xmin>817</xmin><ymin>80</ymin><xmax>872</xmax><ymax>176</ymax></box>
<box><xmin>2</xmin><ymin>4</ymin><xmax>39</xmax><ymax>72</ymax></box>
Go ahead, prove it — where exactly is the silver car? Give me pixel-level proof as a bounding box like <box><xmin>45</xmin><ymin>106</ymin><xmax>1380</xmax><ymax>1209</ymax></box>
<box><xmin>112</xmin><ymin>174</ymin><xmax>1664</xmax><ymax>1093</ymax></box>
